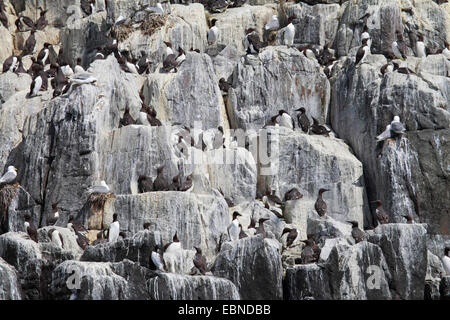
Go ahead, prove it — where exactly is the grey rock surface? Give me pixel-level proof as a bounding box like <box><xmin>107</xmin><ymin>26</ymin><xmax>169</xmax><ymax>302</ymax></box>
<box><xmin>212</xmin><ymin>235</ymin><xmax>283</xmax><ymax>299</ymax></box>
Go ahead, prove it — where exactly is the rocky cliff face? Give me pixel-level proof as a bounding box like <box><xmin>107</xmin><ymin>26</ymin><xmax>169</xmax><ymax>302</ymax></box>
<box><xmin>0</xmin><ymin>0</ymin><xmax>449</xmax><ymax>300</ymax></box>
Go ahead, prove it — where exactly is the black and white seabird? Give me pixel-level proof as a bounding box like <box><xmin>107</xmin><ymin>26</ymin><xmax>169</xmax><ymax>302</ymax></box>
<box><xmin>307</xmin><ymin>234</ymin><xmax>321</xmax><ymax>261</ymax></box>
<box><xmin>81</xmin><ymin>0</ymin><xmax>95</xmax><ymax>16</ymax></box>
<box><xmin>263</xmin><ymin>115</ymin><xmax>279</xmax><ymax>128</ymax></box>
<box><xmin>255</xmin><ymin>217</ymin><xmax>269</xmax><ymax>238</ymax></box>
<box><xmin>243</xmin><ymin>28</ymin><xmax>263</xmax><ymax>54</ymax></box>
<box><xmin>37</xmin><ymin>42</ymin><xmax>52</xmax><ymax>65</ymax></box>
<box><xmin>175</xmin><ymin>47</ymin><xmax>186</xmax><ymax>66</ymax></box>
<box><xmin>164</xmin><ymin>232</ymin><xmax>181</xmax><ymax>253</ymax></box>
<box><xmin>318</xmin><ymin>43</ymin><xmax>335</xmax><ymax>67</ymax></box>
<box><xmin>137</xmin><ymin>51</ymin><xmax>150</xmax><ymax>74</ymax></box>
<box><xmin>47</xmin><ymin>203</ymin><xmax>60</xmax><ymax>226</ymax></box>
<box><xmin>355</xmin><ymin>38</ymin><xmax>370</xmax><ymax>65</ymax></box>
<box><xmin>282</xmin><ymin>227</ymin><xmax>300</xmax><ymax>248</ymax></box>
<box><xmin>415</xmin><ymin>33</ymin><xmax>427</xmax><ymax>58</ymax></box>
<box><xmin>390</xmin><ymin>116</ymin><xmax>406</xmax><ymax>136</ymax></box>
<box><xmin>295</xmin><ymin>107</ymin><xmax>310</xmax><ymax>133</ymax></box>
<box><xmin>348</xmin><ymin>221</ymin><xmax>367</xmax><ymax>243</ymax></box>
<box><xmin>282</xmin><ymin>16</ymin><xmax>295</xmax><ymax>46</ymax></box>
<box><xmin>284</xmin><ymin>188</ymin><xmax>303</xmax><ymax>201</ymax></box>
<box><xmin>311</xmin><ymin>117</ymin><xmax>331</xmax><ymax>136</ymax></box>
<box><xmin>207</xmin><ymin>19</ymin><xmax>219</xmax><ymax>45</ymax></box>
<box><xmin>24</xmin><ymin>214</ymin><xmax>38</xmax><ymax>242</ymax></box>
<box><xmin>17</xmin><ymin>15</ymin><xmax>34</xmax><ymax>31</ymax></box>
<box><xmin>372</xmin><ymin>200</ymin><xmax>389</xmax><ymax>225</ymax></box>
<box><xmin>238</xmin><ymin>224</ymin><xmax>247</xmax><ymax>239</ymax></box>
<box><xmin>0</xmin><ymin>166</ymin><xmax>17</xmax><ymax>185</ymax></box>
<box><xmin>28</xmin><ymin>73</ymin><xmax>43</xmax><ymax>98</ymax></box>
<box><xmin>227</xmin><ymin>211</ymin><xmax>241</xmax><ymax>242</ymax></box>
<box><xmin>247</xmin><ymin>217</ymin><xmax>257</xmax><ymax>236</ymax></box>
<box><xmin>163</xmin><ymin>41</ymin><xmax>173</xmax><ymax>58</ymax></box>
<box><xmin>192</xmin><ymin>247</ymin><xmax>207</xmax><ymax>275</ymax></box>
<box><xmin>162</xmin><ymin>52</ymin><xmax>179</xmax><ymax>73</ymax></box>
<box><xmin>67</xmin><ymin>216</ymin><xmax>89</xmax><ymax>249</ymax></box>
<box><xmin>380</xmin><ymin>61</ymin><xmax>398</xmax><ymax>75</ymax></box>
<box><xmin>265</xmin><ymin>190</ymin><xmax>283</xmax><ymax>206</ymax></box>
<box><xmin>67</xmin><ymin>215</ymin><xmax>88</xmax><ymax>235</ymax></box>
<box><xmin>402</xmin><ymin>214</ymin><xmax>414</xmax><ymax>224</ymax></box>
<box><xmin>180</xmin><ymin>173</ymin><xmax>192</xmax><ymax>192</ymax></box>
<box><xmin>277</xmin><ymin>110</ymin><xmax>294</xmax><ymax>130</ymax></box>
<box><xmin>153</xmin><ymin>165</ymin><xmax>169</xmax><ymax>191</ymax></box>
<box><xmin>35</xmin><ymin>8</ymin><xmax>48</xmax><ymax>30</ymax></box>
<box><xmin>151</xmin><ymin>245</ymin><xmax>166</xmax><ymax>271</ymax></box>
<box><xmin>88</xmin><ymin>180</ymin><xmax>110</xmax><ymax>193</ymax></box>
<box><xmin>314</xmin><ymin>188</ymin><xmax>329</xmax><ymax>217</ymax></box>
<box><xmin>392</xmin><ymin>31</ymin><xmax>407</xmax><ymax>60</ymax></box>
<box><xmin>108</xmin><ymin>214</ymin><xmax>120</xmax><ymax>243</ymax></box>
<box><xmin>2</xmin><ymin>55</ymin><xmax>18</xmax><ymax>73</ymax></box>
<box><xmin>138</xmin><ymin>175</ymin><xmax>153</xmax><ymax>193</ymax></box>
<box><xmin>265</xmin><ymin>14</ymin><xmax>279</xmax><ymax>31</ymax></box>
<box><xmin>169</xmin><ymin>173</ymin><xmax>181</xmax><ymax>191</ymax></box>
<box><xmin>14</xmin><ymin>57</ymin><xmax>27</xmax><ymax>74</ymax></box>
<box><xmin>48</xmin><ymin>228</ymin><xmax>64</xmax><ymax>249</ymax></box>
<box><xmin>23</xmin><ymin>29</ymin><xmax>36</xmax><ymax>56</ymax></box>
<box><xmin>74</xmin><ymin>58</ymin><xmax>85</xmax><ymax>74</ymax></box>
<box><xmin>219</xmin><ymin>77</ymin><xmax>231</xmax><ymax>94</ymax></box>
<box><xmin>119</xmin><ymin>107</ymin><xmax>136</xmax><ymax>127</ymax></box>
<box><xmin>361</xmin><ymin>25</ymin><xmax>371</xmax><ymax>52</ymax></box>
<box><xmin>300</xmin><ymin>239</ymin><xmax>316</xmax><ymax>264</ymax></box>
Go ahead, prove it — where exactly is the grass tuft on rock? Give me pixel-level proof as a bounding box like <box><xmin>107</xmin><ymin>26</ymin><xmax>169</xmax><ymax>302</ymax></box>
<box><xmin>0</xmin><ymin>182</ymin><xmax>19</xmax><ymax>215</ymax></box>
<box><xmin>88</xmin><ymin>192</ymin><xmax>115</xmax><ymax>212</ymax></box>
<box><xmin>140</xmin><ymin>14</ymin><xmax>167</xmax><ymax>36</ymax></box>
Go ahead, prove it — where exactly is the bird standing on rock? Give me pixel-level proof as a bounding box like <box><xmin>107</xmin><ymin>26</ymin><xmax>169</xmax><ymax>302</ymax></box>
<box><xmin>227</xmin><ymin>211</ymin><xmax>241</xmax><ymax>242</ymax></box>
<box><xmin>153</xmin><ymin>165</ymin><xmax>169</xmax><ymax>191</ymax></box>
<box><xmin>390</xmin><ymin>116</ymin><xmax>406</xmax><ymax>137</ymax></box>
<box><xmin>138</xmin><ymin>175</ymin><xmax>153</xmax><ymax>193</ymax></box>
<box><xmin>24</xmin><ymin>214</ymin><xmax>38</xmax><ymax>242</ymax></box>
<box><xmin>295</xmin><ymin>107</ymin><xmax>310</xmax><ymax>133</ymax></box>
<box><xmin>164</xmin><ymin>232</ymin><xmax>181</xmax><ymax>253</ymax></box>
<box><xmin>311</xmin><ymin>117</ymin><xmax>331</xmax><ymax>136</ymax></box>
<box><xmin>88</xmin><ymin>180</ymin><xmax>110</xmax><ymax>194</ymax></box>
<box><xmin>355</xmin><ymin>38</ymin><xmax>370</xmax><ymax>65</ymax></box>
<box><xmin>372</xmin><ymin>200</ymin><xmax>389</xmax><ymax>224</ymax></box>
<box><xmin>277</xmin><ymin>110</ymin><xmax>295</xmax><ymax>130</ymax></box>
<box><xmin>192</xmin><ymin>247</ymin><xmax>207</xmax><ymax>275</ymax></box>
<box><xmin>402</xmin><ymin>214</ymin><xmax>414</xmax><ymax>224</ymax></box>
<box><xmin>300</xmin><ymin>239</ymin><xmax>316</xmax><ymax>264</ymax></box>
<box><xmin>255</xmin><ymin>217</ymin><xmax>269</xmax><ymax>238</ymax></box>
<box><xmin>151</xmin><ymin>245</ymin><xmax>166</xmax><ymax>271</ymax></box>
<box><xmin>207</xmin><ymin>19</ymin><xmax>219</xmax><ymax>45</ymax></box>
<box><xmin>314</xmin><ymin>188</ymin><xmax>329</xmax><ymax>217</ymax></box>
<box><xmin>243</xmin><ymin>28</ymin><xmax>263</xmax><ymax>54</ymax></box>
<box><xmin>282</xmin><ymin>16</ymin><xmax>295</xmax><ymax>46</ymax></box>
<box><xmin>108</xmin><ymin>214</ymin><xmax>120</xmax><ymax>243</ymax></box>
<box><xmin>284</xmin><ymin>188</ymin><xmax>302</xmax><ymax>201</ymax></box>
<box><xmin>282</xmin><ymin>227</ymin><xmax>300</xmax><ymax>248</ymax></box>
<box><xmin>2</xmin><ymin>56</ymin><xmax>18</xmax><ymax>73</ymax></box>
<box><xmin>348</xmin><ymin>221</ymin><xmax>367</xmax><ymax>243</ymax></box>
<box><xmin>0</xmin><ymin>166</ymin><xmax>17</xmax><ymax>185</ymax></box>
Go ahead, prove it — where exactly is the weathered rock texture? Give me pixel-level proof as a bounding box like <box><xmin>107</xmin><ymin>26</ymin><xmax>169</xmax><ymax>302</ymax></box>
<box><xmin>0</xmin><ymin>0</ymin><xmax>448</xmax><ymax>301</ymax></box>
